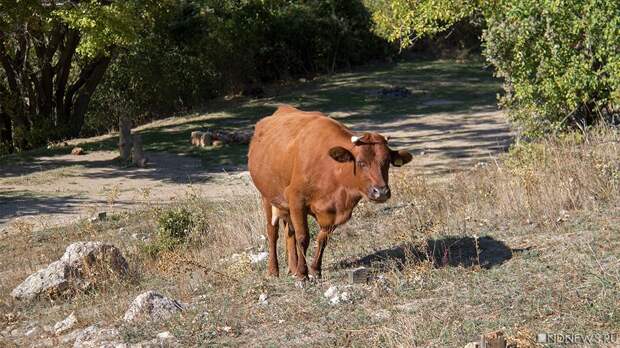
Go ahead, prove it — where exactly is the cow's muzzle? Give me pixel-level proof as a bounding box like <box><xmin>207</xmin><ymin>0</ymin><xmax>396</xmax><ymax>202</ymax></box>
<box><xmin>368</xmin><ymin>186</ymin><xmax>391</xmax><ymax>202</ymax></box>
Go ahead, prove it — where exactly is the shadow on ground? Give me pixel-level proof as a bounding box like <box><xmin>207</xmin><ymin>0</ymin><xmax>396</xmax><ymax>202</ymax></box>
<box><xmin>1</xmin><ymin>59</ymin><xmax>511</xmax><ymax>177</ymax></box>
<box><xmin>0</xmin><ymin>190</ymin><xmax>94</xmax><ymax>224</ymax></box>
<box><xmin>336</xmin><ymin>236</ymin><xmax>526</xmax><ymax>270</ymax></box>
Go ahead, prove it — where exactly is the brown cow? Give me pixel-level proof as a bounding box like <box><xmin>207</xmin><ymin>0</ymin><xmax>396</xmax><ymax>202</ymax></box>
<box><xmin>248</xmin><ymin>105</ymin><xmax>412</xmax><ymax>281</ymax></box>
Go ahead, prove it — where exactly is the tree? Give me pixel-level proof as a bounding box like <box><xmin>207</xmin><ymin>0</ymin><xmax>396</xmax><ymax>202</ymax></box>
<box><xmin>364</xmin><ymin>0</ymin><xmax>477</xmax><ymax>49</ymax></box>
<box><xmin>365</xmin><ymin>0</ymin><xmax>620</xmax><ymax>136</ymax></box>
<box><xmin>0</xmin><ymin>0</ymin><xmax>149</xmax><ymax>153</ymax></box>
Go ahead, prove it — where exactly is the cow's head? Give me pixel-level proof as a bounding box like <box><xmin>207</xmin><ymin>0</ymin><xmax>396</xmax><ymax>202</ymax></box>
<box><xmin>329</xmin><ymin>132</ymin><xmax>412</xmax><ymax>202</ymax></box>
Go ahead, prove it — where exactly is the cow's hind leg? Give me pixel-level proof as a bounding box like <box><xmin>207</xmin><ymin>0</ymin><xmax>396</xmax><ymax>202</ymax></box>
<box><xmin>261</xmin><ymin>197</ymin><xmax>279</xmax><ymax>277</ymax></box>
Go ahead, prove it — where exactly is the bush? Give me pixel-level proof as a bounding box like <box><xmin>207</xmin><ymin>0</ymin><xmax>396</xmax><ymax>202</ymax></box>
<box><xmin>144</xmin><ymin>207</ymin><xmax>194</xmax><ymax>256</ymax></box>
<box><xmin>365</xmin><ymin>0</ymin><xmax>620</xmax><ymax>137</ymax></box>
<box><xmin>483</xmin><ymin>0</ymin><xmax>620</xmax><ymax>136</ymax></box>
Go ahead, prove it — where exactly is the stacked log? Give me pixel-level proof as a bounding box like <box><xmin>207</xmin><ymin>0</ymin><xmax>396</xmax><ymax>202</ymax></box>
<box><xmin>190</xmin><ymin>129</ymin><xmax>253</xmax><ymax>147</ymax></box>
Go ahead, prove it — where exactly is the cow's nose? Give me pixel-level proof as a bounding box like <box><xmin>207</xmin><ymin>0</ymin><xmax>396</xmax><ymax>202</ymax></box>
<box><xmin>369</xmin><ymin>186</ymin><xmax>391</xmax><ymax>201</ymax></box>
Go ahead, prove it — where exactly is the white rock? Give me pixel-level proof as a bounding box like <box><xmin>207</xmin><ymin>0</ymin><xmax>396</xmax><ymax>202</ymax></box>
<box><xmin>11</xmin><ymin>241</ymin><xmax>128</xmax><ymax>301</ymax></box>
<box><xmin>249</xmin><ymin>251</ymin><xmax>269</xmax><ymax>263</ymax></box>
<box><xmin>24</xmin><ymin>326</ymin><xmax>39</xmax><ymax>337</ymax></box>
<box><xmin>324</xmin><ymin>286</ymin><xmax>338</xmax><ymax>299</ymax></box>
<box><xmin>157</xmin><ymin>331</ymin><xmax>174</xmax><ymax>340</ymax></box>
<box><xmin>324</xmin><ymin>285</ymin><xmax>352</xmax><ymax>305</ymax></box>
<box><xmin>54</xmin><ymin>312</ymin><xmax>78</xmax><ymax>335</ymax></box>
<box><xmin>123</xmin><ymin>291</ymin><xmax>186</xmax><ymax>322</ymax></box>
<box><xmin>258</xmin><ymin>293</ymin><xmax>268</xmax><ymax>305</ymax></box>
<box><xmin>330</xmin><ymin>295</ymin><xmax>342</xmax><ymax>305</ymax></box>
<box><xmin>72</xmin><ymin>325</ymin><xmax>121</xmax><ymax>347</ymax></box>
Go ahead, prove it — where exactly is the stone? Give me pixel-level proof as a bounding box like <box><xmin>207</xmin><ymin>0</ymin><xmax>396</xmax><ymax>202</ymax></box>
<box><xmin>71</xmin><ymin>147</ymin><xmax>85</xmax><ymax>155</ymax></box>
<box><xmin>464</xmin><ymin>342</ymin><xmax>481</xmax><ymax>348</ymax></box>
<box><xmin>54</xmin><ymin>312</ymin><xmax>78</xmax><ymax>335</ymax></box>
<box><xmin>323</xmin><ymin>285</ymin><xmax>352</xmax><ymax>305</ymax></box>
<box><xmin>249</xmin><ymin>251</ymin><xmax>269</xmax><ymax>264</ymax></box>
<box><xmin>157</xmin><ymin>331</ymin><xmax>174</xmax><ymax>340</ymax></box>
<box><xmin>89</xmin><ymin>211</ymin><xmax>107</xmax><ymax>222</ymax></box>
<box><xmin>24</xmin><ymin>326</ymin><xmax>39</xmax><ymax>337</ymax></box>
<box><xmin>212</xmin><ymin>140</ymin><xmax>224</xmax><ymax>147</ymax></box>
<box><xmin>11</xmin><ymin>242</ymin><xmax>128</xmax><ymax>301</ymax></box>
<box><xmin>324</xmin><ymin>286</ymin><xmax>338</xmax><ymax>299</ymax></box>
<box><xmin>123</xmin><ymin>291</ymin><xmax>186</xmax><ymax>322</ymax></box>
<box><xmin>258</xmin><ymin>293</ymin><xmax>268</xmax><ymax>305</ymax></box>
<box><xmin>348</xmin><ymin>267</ymin><xmax>369</xmax><ymax>284</ymax></box>
<box><xmin>72</xmin><ymin>325</ymin><xmax>121</xmax><ymax>347</ymax></box>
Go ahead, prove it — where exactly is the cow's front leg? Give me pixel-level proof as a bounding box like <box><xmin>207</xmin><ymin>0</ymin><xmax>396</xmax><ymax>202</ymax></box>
<box><xmin>287</xmin><ymin>200</ymin><xmax>309</xmax><ymax>280</ymax></box>
<box><xmin>284</xmin><ymin>220</ymin><xmax>298</xmax><ymax>276</ymax></box>
<box><xmin>310</xmin><ymin>227</ymin><xmax>331</xmax><ymax>279</ymax></box>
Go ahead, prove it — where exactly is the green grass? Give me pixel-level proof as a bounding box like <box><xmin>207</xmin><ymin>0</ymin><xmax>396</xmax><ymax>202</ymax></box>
<box><xmin>0</xmin><ymin>59</ymin><xmax>501</xmax><ymax>170</ymax></box>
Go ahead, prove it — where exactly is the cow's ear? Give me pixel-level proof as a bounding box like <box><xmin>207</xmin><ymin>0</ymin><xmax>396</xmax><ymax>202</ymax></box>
<box><xmin>329</xmin><ymin>146</ymin><xmax>355</xmax><ymax>163</ymax></box>
<box><xmin>390</xmin><ymin>150</ymin><xmax>413</xmax><ymax>167</ymax></box>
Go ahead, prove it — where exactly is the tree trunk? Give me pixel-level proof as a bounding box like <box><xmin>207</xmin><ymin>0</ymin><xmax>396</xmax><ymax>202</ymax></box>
<box><xmin>62</xmin><ymin>54</ymin><xmax>112</xmax><ymax>138</ymax></box>
<box><xmin>0</xmin><ymin>110</ymin><xmax>13</xmax><ymax>153</ymax></box>
<box><xmin>131</xmin><ymin>134</ymin><xmax>147</xmax><ymax>167</ymax></box>
<box><xmin>118</xmin><ymin>116</ymin><xmax>133</xmax><ymax>161</ymax></box>
<box><xmin>0</xmin><ymin>20</ymin><xmax>114</xmax><ymax>152</ymax></box>
<box><xmin>68</xmin><ymin>54</ymin><xmax>112</xmax><ymax>137</ymax></box>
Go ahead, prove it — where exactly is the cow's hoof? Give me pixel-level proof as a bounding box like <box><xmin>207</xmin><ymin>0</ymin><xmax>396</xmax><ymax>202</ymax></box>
<box><xmin>294</xmin><ymin>279</ymin><xmax>307</xmax><ymax>289</ymax></box>
<box><xmin>268</xmin><ymin>269</ymin><xmax>280</xmax><ymax>277</ymax></box>
<box><xmin>308</xmin><ymin>273</ymin><xmax>322</xmax><ymax>283</ymax></box>
<box><xmin>294</xmin><ymin>274</ymin><xmax>309</xmax><ymax>288</ymax></box>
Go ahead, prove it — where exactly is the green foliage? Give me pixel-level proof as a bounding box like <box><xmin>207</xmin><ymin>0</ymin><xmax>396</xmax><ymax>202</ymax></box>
<box><xmin>0</xmin><ymin>0</ymin><xmax>154</xmax><ymax>152</ymax></box>
<box><xmin>365</xmin><ymin>0</ymin><xmax>620</xmax><ymax>137</ymax></box>
<box><xmin>364</xmin><ymin>0</ymin><xmax>477</xmax><ymax>48</ymax></box>
<box><xmin>483</xmin><ymin>0</ymin><xmax>620</xmax><ymax>136</ymax></box>
<box><xmin>145</xmin><ymin>207</ymin><xmax>193</xmax><ymax>256</ymax></box>
<box><xmin>53</xmin><ymin>0</ymin><xmax>144</xmax><ymax>58</ymax></box>
<box><xmin>85</xmin><ymin>0</ymin><xmax>390</xmax><ymax>134</ymax></box>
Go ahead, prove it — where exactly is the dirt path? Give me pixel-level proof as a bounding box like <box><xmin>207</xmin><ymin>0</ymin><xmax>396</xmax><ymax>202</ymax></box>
<box><xmin>0</xmin><ymin>107</ymin><xmax>511</xmax><ymax>232</ymax></box>
<box><xmin>0</xmin><ymin>151</ymin><xmax>254</xmax><ymax>231</ymax></box>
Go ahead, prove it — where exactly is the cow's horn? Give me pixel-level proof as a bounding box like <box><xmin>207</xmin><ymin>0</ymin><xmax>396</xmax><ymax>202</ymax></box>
<box><xmin>351</xmin><ymin>136</ymin><xmax>361</xmax><ymax>144</ymax></box>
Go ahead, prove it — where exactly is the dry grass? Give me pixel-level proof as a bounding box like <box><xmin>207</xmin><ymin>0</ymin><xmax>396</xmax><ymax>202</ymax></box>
<box><xmin>1</xmin><ymin>127</ymin><xmax>619</xmax><ymax>347</ymax></box>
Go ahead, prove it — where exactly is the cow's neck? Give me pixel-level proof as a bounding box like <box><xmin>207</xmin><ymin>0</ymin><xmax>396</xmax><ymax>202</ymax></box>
<box><xmin>310</xmin><ymin>165</ymin><xmax>364</xmax><ymax>227</ymax></box>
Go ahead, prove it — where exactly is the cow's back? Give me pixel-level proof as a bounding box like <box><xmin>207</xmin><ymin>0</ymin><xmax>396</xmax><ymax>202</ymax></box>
<box><xmin>248</xmin><ymin>106</ymin><xmax>349</xmax><ymax>204</ymax></box>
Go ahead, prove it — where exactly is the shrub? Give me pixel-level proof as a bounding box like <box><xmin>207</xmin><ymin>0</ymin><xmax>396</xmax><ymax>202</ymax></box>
<box><xmin>483</xmin><ymin>0</ymin><xmax>620</xmax><ymax>137</ymax></box>
<box><xmin>144</xmin><ymin>207</ymin><xmax>194</xmax><ymax>256</ymax></box>
<box><xmin>365</xmin><ymin>0</ymin><xmax>620</xmax><ymax>137</ymax></box>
